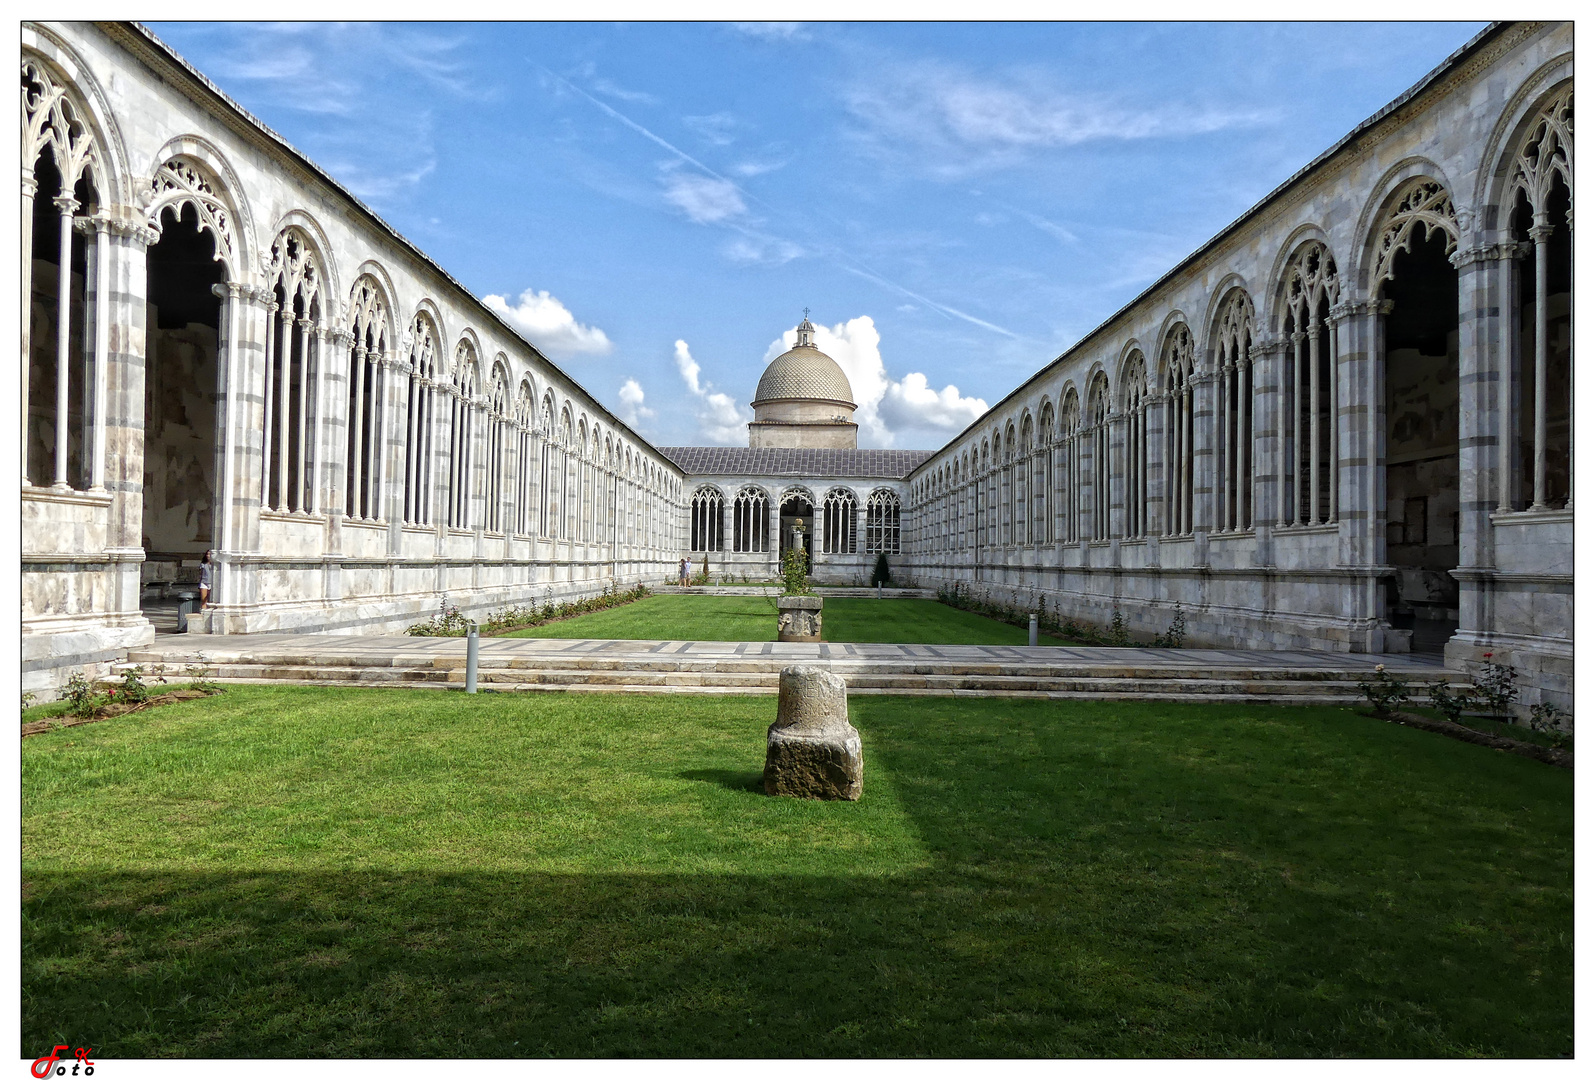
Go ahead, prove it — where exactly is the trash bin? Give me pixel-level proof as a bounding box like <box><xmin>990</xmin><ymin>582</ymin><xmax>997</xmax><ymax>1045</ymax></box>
<box><xmin>175</xmin><ymin>591</ymin><xmax>199</xmax><ymax>633</ymax></box>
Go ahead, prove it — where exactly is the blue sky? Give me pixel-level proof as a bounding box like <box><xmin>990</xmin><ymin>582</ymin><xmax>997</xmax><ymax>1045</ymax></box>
<box><xmin>148</xmin><ymin>20</ymin><xmax>1487</xmax><ymax>449</ymax></box>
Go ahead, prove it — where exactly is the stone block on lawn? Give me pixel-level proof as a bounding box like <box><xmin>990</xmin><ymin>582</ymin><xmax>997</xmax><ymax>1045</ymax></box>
<box><xmin>764</xmin><ymin>665</ymin><xmax>862</xmax><ymax>800</ymax></box>
<box><xmin>776</xmin><ymin>595</ymin><xmax>823</xmax><ymax>642</ymax></box>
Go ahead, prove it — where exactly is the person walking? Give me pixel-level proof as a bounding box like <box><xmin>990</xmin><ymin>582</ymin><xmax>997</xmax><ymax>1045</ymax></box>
<box><xmin>198</xmin><ymin>550</ymin><xmax>213</xmax><ymax>608</ymax></box>
<box><xmin>678</xmin><ymin>557</ymin><xmax>689</xmax><ymax>587</ymax></box>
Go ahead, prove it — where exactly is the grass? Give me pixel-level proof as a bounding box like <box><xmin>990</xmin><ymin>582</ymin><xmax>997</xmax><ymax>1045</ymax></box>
<box><xmin>21</xmin><ymin>686</ymin><xmax>1572</xmax><ymax>1057</ymax></box>
<box><xmin>499</xmin><ymin>594</ymin><xmax>1070</xmax><ymax>644</ymax></box>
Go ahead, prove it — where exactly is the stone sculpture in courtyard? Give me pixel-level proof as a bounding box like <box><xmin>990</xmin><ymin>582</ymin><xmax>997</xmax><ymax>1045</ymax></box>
<box><xmin>776</xmin><ymin>595</ymin><xmax>823</xmax><ymax>642</ymax></box>
<box><xmin>764</xmin><ymin>665</ymin><xmax>862</xmax><ymax>800</ymax></box>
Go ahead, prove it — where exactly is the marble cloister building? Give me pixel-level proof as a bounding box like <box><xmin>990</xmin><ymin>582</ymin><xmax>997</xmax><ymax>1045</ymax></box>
<box><xmin>21</xmin><ymin>21</ymin><xmax>1573</xmax><ymax>716</ymax></box>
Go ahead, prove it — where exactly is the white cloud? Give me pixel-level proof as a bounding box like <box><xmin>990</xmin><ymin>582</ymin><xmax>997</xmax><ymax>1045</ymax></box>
<box><xmin>592</xmin><ymin>77</ymin><xmax>657</xmax><ymax>105</ymax></box>
<box><xmin>481</xmin><ymin>289</ymin><xmax>613</xmax><ymax>359</ymax></box>
<box><xmin>763</xmin><ymin>315</ymin><xmax>987</xmax><ymax>448</ymax></box>
<box><xmin>845</xmin><ymin>63</ymin><xmax>1272</xmax><ymax>175</ymax></box>
<box><xmin>662</xmin><ymin>172</ymin><xmax>747</xmax><ymax>224</ymax></box>
<box><xmin>732</xmin><ymin>158</ymin><xmax>787</xmax><ymax>177</ymax></box>
<box><xmin>616</xmin><ymin>378</ymin><xmax>655</xmax><ymax>429</ymax></box>
<box><xmin>722</xmin><ymin>234</ymin><xmax>804</xmax><ymax>266</ymax></box>
<box><xmin>684</xmin><ymin>112</ymin><xmax>738</xmax><ymax>146</ymax></box>
<box><xmin>674</xmin><ymin>340</ymin><xmax>750</xmax><ymax>445</ymax></box>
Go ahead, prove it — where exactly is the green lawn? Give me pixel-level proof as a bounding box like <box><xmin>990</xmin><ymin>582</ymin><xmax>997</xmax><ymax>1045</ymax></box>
<box><xmin>22</xmin><ymin>687</ymin><xmax>1571</xmax><ymax>1057</ymax></box>
<box><xmin>501</xmin><ymin>594</ymin><xmax>1067</xmax><ymax>644</ymax></box>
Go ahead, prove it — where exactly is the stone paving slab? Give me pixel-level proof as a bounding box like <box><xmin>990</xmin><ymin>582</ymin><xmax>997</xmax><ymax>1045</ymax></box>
<box><xmin>134</xmin><ymin>633</ymin><xmax>1449</xmax><ymax>673</ymax></box>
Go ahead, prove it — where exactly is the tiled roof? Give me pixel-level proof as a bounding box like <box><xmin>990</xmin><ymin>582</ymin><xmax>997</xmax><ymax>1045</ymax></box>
<box><xmin>657</xmin><ymin>446</ymin><xmax>934</xmax><ymax>480</ymax></box>
<box><xmin>753</xmin><ymin>346</ymin><xmax>855</xmax><ymax>405</ymax></box>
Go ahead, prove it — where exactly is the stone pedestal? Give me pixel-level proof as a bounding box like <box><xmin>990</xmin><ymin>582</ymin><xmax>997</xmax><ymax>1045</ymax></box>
<box><xmin>776</xmin><ymin>595</ymin><xmax>823</xmax><ymax>642</ymax></box>
<box><xmin>764</xmin><ymin>665</ymin><xmax>862</xmax><ymax>800</ymax></box>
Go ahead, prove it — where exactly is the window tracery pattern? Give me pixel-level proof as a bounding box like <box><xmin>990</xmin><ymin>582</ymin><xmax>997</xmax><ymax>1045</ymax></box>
<box><xmin>145</xmin><ymin>158</ymin><xmax>236</xmax><ymax>271</ymax></box>
<box><xmin>1280</xmin><ymin>242</ymin><xmax>1340</xmax><ymax>526</ymax></box>
<box><xmin>262</xmin><ymin>229</ymin><xmax>323</xmax><ymax>514</ymax></box>
<box><xmin>1035</xmin><ymin>405</ymin><xmax>1054</xmax><ymax>544</ymax></box>
<box><xmin>1121</xmin><ymin>352</ymin><xmax>1150</xmax><ymax>538</ymax></box>
<box><xmin>446</xmin><ymin>341</ymin><xmax>478</xmax><ymax>530</ymax></box>
<box><xmin>537</xmin><ymin>397</ymin><xmax>557</xmax><ymax>537</ymax></box>
<box><xmin>866</xmin><ymin>489</ymin><xmax>901</xmax><ymax>554</ymax></box>
<box><xmin>401</xmin><ymin>313</ymin><xmax>439</xmax><ymax>525</ymax></box>
<box><xmin>23</xmin><ymin>57</ymin><xmax>103</xmax><ymax>491</ymax></box>
<box><xmin>344</xmin><ymin>277</ymin><xmax>388</xmax><ymax>521</ymax></box>
<box><xmin>485</xmin><ymin>364</ymin><xmax>510</xmax><ymax>533</ymax></box>
<box><xmin>822</xmin><ymin>488</ymin><xmax>858</xmax><ymax>554</ymax></box>
<box><xmin>1503</xmin><ymin>86</ymin><xmax>1573</xmax><ymax>512</ymax></box>
<box><xmin>1213</xmin><ymin>291</ymin><xmax>1256</xmax><ymax>532</ymax></box>
<box><xmin>690</xmin><ymin>485</ymin><xmax>725</xmax><ymax>552</ymax></box>
<box><xmin>732</xmin><ymin>486</ymin><xmax>770</xmax><ymax>552</ymax></box>
<box><xmin>514</xmin><ymin>384</ymin><xmax>536</xmax><ymax>536</ymax></box>
<box><xmin>1059</xmin><ymin>390</ymin><xmax>1081</xmax><ymax>543</ymax></box>
<box><xmin>1161</xmin><ymin>326</ymin><xmax>1196</xmax><ymax>536</ymax></box>
<box><xmin>1372</xmin><ymin>179</ymin><xmax>1459</xmax><ymax>288</ymax></box>
<box><xmin>1087</xmin><ymin>373</ymin><xmax>1111</xmax><ymax>540</ymax></box>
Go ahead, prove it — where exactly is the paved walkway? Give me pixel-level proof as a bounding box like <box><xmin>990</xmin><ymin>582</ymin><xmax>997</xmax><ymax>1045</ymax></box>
<box><xmin>136</xmin><ymin>633</ymin><xmax>1447</xmax><ymax>672</ymax></box>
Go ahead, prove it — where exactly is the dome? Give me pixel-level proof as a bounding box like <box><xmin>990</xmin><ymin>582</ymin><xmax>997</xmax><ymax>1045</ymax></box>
<box><xmin>751</xmin><ymin>318</ymin><xmax>855</xmax><ymax>406</ymax></box>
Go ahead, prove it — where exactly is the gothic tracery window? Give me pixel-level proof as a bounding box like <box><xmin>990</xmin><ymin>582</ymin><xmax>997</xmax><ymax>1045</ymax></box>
<box><xmin>1121</xmin><ymin>352</ymin><xmax>1150</xmax><ymax>538</ymax></box>
<box><xmin>823</xmin><ymin>488</ymin><xmax>858</xmax><ymax>554</ymax></box>
<box><xmin>485</xmin><ymin>364</ymin><xmax>510</xmax><ymax>534</ymax></box>
<box><xmin>1213</xmin><ymin>290</ymin><xmax>1256</xmax><ymax>532</ymax></box>
<box><xmin>24</xmin><ymin>57</ymin><xmax>103</xmax><ymax>492</ymax></box>
<box><xmin>1087</xmin><ymin>373</ymin><xmax>1111</xmax><ymax>540</ymax></box>
<box><xmin>514</xmin><ymin>383</ymin><xmax>536</xmax><ymax>536</ymax></box>
<box><xmin>1035</xmin><ymin>404</ymin><xmax>1054</xmax><ymax>544</ymax></box>
<box><xmin>402</xmin><ymin>313</ymin><xmax>439</xmax><ymax>525</ymax></box>
<box><xmin>261</xmin><ymin>230</ymin><xmax>323</xmax><ymax>514</ymax></box>
<box><xmin>1161</xmin><ymin>326</ymin><xmax>1195</xmax><ymax>537</ymax></box>
<box><xmin>690</xmin><ymin>485</ymin><xmax>725</xmax><ymax>552</ymax></box>
<box><xmin>1503</xmin><ymin>86</ymin><xmax>1573</xmax><ymax>511</ymax></box>
<box><xmin>733</xmin><ymin>486</ymin><xmax>770</xmax><ymax>552</ymax></box>
<box><xmin>1280</xmin><ymin>242</ymin><xmax>1341</xmax><ymax>526</ymax></box>
<box><xmin>866</xmin><ymin>489</ymin><xmax>901</xmax><ymax>554</ymax></box>
<box><xmin>345</xmin><ymin>277</ymin><xmax>389</xmax><ymax>521</ymax></box>
<box><xmin>1060</xmin><ymin>390</ymin><xmax>1081</xmax><ymax>543</ymax></box>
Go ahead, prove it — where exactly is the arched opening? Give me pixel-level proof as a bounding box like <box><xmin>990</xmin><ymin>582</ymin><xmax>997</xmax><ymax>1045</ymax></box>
<box><xmin>1382</xmin><ymin>215</ymin><xmax>1460</xmax><ymax>653</ymax></box>
<box><xmin>26</xmin><ymin>150</ymin><xmax>96</xmax><ymax>490</ymax></box>
<box><xmin>779</xmin><ymin>492</ymin><xmax>814</xmax><ymax>571</ymax></box>
<box><xmin>1506</xmin><ymin>175</ymin><xmax>1572</xmax><ymax>511</ymax></box>
<box><xmin>141</xmin><ymin>201</ymin><xmax>223</xmax><ymax>631</ymax></box>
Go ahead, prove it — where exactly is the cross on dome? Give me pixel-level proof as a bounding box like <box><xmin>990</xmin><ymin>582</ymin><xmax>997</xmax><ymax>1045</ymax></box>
<box><xmin>796</xmin><ymin>309</ymin><xmax>816</xmax><ymax>347</ymax></box>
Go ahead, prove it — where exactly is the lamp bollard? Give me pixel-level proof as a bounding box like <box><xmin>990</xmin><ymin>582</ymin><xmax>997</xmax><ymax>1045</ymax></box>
<box><xmin>1028</xmin><ymin>613</ymin><xmax>1039</xmax><ymax>648</ymax></box>
<box><xmin>466</xmin><ymin>621</ymin><xmax>480</xmax><ymax>694</ymax></box>
<box><xmin>877</xmin><ymin>582</ymin><xmax>882</xmax><ymax>600</ymax></box>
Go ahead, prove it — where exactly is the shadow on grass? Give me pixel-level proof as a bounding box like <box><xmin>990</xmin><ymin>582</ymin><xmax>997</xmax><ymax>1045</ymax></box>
<box><xmin>677</xmin><ymin>768</ymin><xmax>766</xmax><ymax>794</ymax></box>
<box><xmin>22</xmin><ymin>698</ymin><xmax>1574</xmax><ymax>1058</ymax></box>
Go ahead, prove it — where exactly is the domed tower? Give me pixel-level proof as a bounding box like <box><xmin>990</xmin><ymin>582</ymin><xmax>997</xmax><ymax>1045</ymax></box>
<box><xmin>748</xmin><ymin>315</ymin><xmax>858</xmax><ymax>449</ymax></box>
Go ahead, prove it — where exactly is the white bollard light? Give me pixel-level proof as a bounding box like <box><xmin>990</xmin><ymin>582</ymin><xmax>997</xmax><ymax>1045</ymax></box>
<box><xmin>1029</xmin><ymin>613</ymin><xmax>1039</xmax><ymax>648</ymax></box>
<box><xmin>466</xmin><ymin>622</ymin><xmax>480</xmax><ymax>694</ymax></box>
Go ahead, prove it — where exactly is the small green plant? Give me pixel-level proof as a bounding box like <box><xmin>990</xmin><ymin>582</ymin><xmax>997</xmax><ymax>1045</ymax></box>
<box><xmin>1151</xmin><ymin>604</ymin><xmax>1186</xmax><ymax>649</ymax></box>
<box><xmin>781</xmin><ymin>548</ymin><xmax>812</xmax><ymax>596</ymax></box>
<box><xmin>1109</xmin><ymin>608</ymin><xmax>1129</xmax><ymax>647</ymax></box>
<box><xmin>21</xmin><ymin>691</ymin><xmax>37</xmax><ymax>711</ymax></box>
<box><xmin>115</xmin><ymin>663</ymin><xmax>166</xmax><ymax>705</ymax></box>
<box><xmin>1475</xmin><ymin>653</ymin><xmax>1519</xmax><ymax>717</ymax></box>
<box><xmin>1357</xmin><ymin>664</ymin><xmax>1412</xmax><ymax>718</ymax></box>
<box><xmin>184</xmin><ymin>654</ymin><xmax>226</xmax><ymax>694</ymax></box>
<box><xmin>691</xmin><ymin>554</ymin><xmax>711</xmax><ymax>587</ymax></box>
<box><xmin>60</xmin><ymin>669</ymin><xmax>103</xmax><ymax>719</ymax></box>
<box><xmin>406</xmin><ymin>595</ymin><xmax>472</xmax><ymax>636</ymax></box>
<box><xmin>1527</xmin><ymin>702</ymin><xmax>1572</xmax><ymax>750</ymax></box>
<box><xmin>871</xmin><ymin>553</ymin><xmax>891</xmax><ymax>587</ymax></box>
<box><xmin>1427</xmin><ymin>680</ymin><xmax>1473</xmax><ymax>723</ymax></box>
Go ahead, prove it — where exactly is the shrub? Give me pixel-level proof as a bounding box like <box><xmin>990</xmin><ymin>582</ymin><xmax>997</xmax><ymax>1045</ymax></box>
<box><xmin>1475</xmin><ymin>653</ymin><xmax>1519</xmax><ymax>717</ymax></box>
<box><xmin>1527</xmin><ymin>702</ymin><xmax>1572</xmax><ymax>750</ymax></box>
<box><xmin>1357</xmin><ymin>664</ymin><xmax>1412</xmax><ymax>718</ymax></box>
<box><xmin>60</xmin><ymin>669</ymin><xmax>103</xmax><ymax>719</ymax></box>
<box><xmin>1109</xmin><ymin>608</ymin><xmax>1129</xmax><ymax>647</ymax></box>
<box><xmin>871</xmin><ymin>553</ymin><xmax>891</xmax><ymax>587</ymax></box>
<box><xmin>781</xmin><ymin>549</ymin><xmax>813</xmax><ymax>596</ymax></box>
<box><xmin>406</xmin><ymin>595</ymin><xmax>473</xmax><ymax>637</ymax></box>
<box><xmin>1427</xmin><ymin>680</ymin><xmax>1473</xmax><ymax>723</ymax></box>
<box><xmin>1152</xmin><ymin>604</ymin><xmax>1186</xmax><ymax>649</ymax></box>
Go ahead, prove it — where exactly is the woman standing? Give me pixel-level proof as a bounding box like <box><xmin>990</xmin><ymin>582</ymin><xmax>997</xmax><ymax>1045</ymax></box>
<box><xmin>198</xmin><ymin>550</ymin><xmax>213</xmax><ymax>609</ymax></box>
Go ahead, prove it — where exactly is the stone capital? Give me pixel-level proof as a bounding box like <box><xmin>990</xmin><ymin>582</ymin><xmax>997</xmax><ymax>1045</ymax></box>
<box><xmin>51</xmin><ymin>194</ymin><xmax>79</xmax><ymax>215</ymax></box>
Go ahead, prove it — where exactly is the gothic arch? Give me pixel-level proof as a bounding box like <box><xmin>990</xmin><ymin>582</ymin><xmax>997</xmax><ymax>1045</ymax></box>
<box><xmin>1474</xmin><ymin>59</ymin><xmax>1574</xmax><ymax>217</ymax></box>
<box><xmin>267</xmin><ymin>209</ymin><xmax>341</xmax><ymax>302</ymax></box>
<box><xmin>22</xmin><ymin>29</ymin><xmax>132</xmax><ymax>206</ymax></box>
<box><xmin>351</xmin><ymin>260</ymin><xmax>400</xmax><ymax>331</ymax></box>
<box><xmin>1353</xmin><ymin>158</ymin><xmax>1460</xmax><ymax>288</ymax></box>
<box><xmin>1263</xmin><ymin>223</ymin><xmax>1336</xmax><ymax>329</ymax></box>
<box><xmin>410</xmin><ymin>297</ymin><xmax>449</xmax><ymax>357</ymax></box>
<box><xmin>1198</xmin><ymin>274</ymin><xmax>1251</xmax><ymax>368</ymax></box>
<box><xmin>145</xmin><ymin>136</ymin><xmax>254</xmax><ymax>275</ymax></box>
